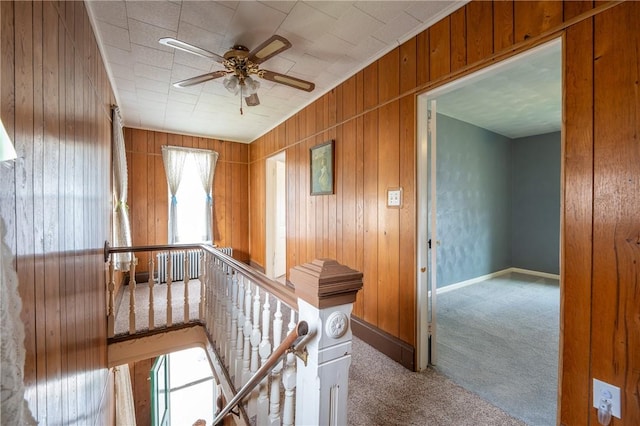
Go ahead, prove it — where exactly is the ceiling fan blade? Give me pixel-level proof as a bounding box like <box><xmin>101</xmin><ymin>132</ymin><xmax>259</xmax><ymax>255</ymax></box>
<box><xmin>245</xmin><ymin>93</ymin><xmax>260</xmax><ymax>107</ymax></box>
<box><xmin>159</xmin><ymin>37</ymin><xmax>225</xmax><ymax>62</ymax></box>
<box><xmin>173</xmin><ymin>70</ymin><xmax>228</xmax><ymax>88</ymax></box>
<box><xmin>248</xmin><ymin>35</ymin><xmax>292</xmax><ymax>64</ymax></box>
<box><xmin>260</xmin><ymin>70</ymin><xmax>315</xmax><ymax>92</ymax></box>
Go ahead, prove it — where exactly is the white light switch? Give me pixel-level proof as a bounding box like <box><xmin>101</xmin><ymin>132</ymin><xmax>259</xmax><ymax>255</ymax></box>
<box><xmin>387</xmin><ymin>188</ymin><xmax>402</xmax><ymax>207</ymax></box>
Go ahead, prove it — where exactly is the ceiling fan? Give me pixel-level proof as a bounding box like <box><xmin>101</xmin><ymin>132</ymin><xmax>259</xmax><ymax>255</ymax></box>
<box><xmin>159</xmin><ymin>35</ymin><xmax>315</xmax><ymax>114</ymax></box>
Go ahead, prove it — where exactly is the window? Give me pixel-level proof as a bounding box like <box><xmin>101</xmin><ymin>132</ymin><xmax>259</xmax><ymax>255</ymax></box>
<box><xmin>174</xmin><ymin>154</ymin><xmax>208</xmax><ymax>243</ymax></box>
<box><xmin>162</xmin><ymin>146</ymin><xmax>219</xmax><ymax>244</ymax></box>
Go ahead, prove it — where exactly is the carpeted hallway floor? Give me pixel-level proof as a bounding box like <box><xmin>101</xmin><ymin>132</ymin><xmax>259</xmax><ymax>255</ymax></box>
<box><xmin>348</xmin><ymin>336</ymin><xmax>526</xmax><ymax>426</ymax></box>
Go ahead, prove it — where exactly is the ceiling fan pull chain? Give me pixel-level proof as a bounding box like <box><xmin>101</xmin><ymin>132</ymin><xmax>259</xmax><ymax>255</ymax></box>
<box><xmin>240</xmin><ymin>86</ymin><xmax>244</xmax><ymax>115</ymax></box>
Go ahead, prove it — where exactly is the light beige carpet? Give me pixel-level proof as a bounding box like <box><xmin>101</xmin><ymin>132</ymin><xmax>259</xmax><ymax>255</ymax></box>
<box><xmin>348</xmin><ymin>337</ymin><xmax>526</xmax><ymax>426</ymax></box>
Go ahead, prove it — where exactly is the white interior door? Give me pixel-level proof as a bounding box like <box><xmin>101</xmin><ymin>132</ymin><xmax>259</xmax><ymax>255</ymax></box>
<box><xmin>417</xmin><ymin>96</ymin><xmax>438</xmax><ymax>370</ymax></box>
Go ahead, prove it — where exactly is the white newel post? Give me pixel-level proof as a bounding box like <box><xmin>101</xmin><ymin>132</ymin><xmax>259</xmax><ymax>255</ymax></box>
<box><xmin>289</xmin><ymin>259</ymin><xmax>363</xmax><ymax>426</ymax></box>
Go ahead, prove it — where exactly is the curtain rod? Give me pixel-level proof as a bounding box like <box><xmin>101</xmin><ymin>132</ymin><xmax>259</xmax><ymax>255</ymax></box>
<box><xmin>161</xmin><ymin>145</ymin><xmax>218</xmax><ymax>154</ymax></box>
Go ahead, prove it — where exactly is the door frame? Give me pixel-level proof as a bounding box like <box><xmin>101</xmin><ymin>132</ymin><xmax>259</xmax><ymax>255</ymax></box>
<box><xmin>265</xmin><ymin>151</ymin><xmax>286</xmax><ymax>280</ymax></box>
<box><xmin>415</xmin><ymin>37</ymin><xmax>563</xmax><ymax>371</ymax></box>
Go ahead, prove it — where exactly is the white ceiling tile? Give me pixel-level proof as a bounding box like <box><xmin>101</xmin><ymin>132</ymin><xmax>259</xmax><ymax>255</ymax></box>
<box><xmin>330</xmin><ymin>6</ymin><xmax>381</xmax><ymax>46</ymax></box>
<box><xmin>134</xmin><ymin>63</ymin><xmax>172</xmax><ymax>83</ymax></box>
<box><xmin>110</xmin><ymin>62</ymin><xmax>136</xmax><ymax>80</ymax></box>
<box><xmin>96</xmin><ymin>21</ymin><xmax>131</xmax><ymax>50</ymax></box>
<box><xmin>131</xmin><ymin>43</ymin><xmax>174</xmax><ymax>69</ymax></box>
<box><xmin>405</xmin><ymin>1</ymin><xmax>458</xmax><ymax>23</ymax></box>
<box><xmin>354</xmin><ymin>1</ymin><xmax>413</xmax><ymax>23</ymax></box>
<box><xmin>105</xmin><ymin>45</ymin><xmax>133</xmax><ymax>66</ymax></box>
<box><xmin>347</xmin><ymin>35</ymin><xmax>386</xmax><ymax>62</ymax></box>
<box><xmin>176</xmin><ymin>22</ymin><xmax>227</xmax><ymax>56</ymax></box>
<box><xmin>88</xmin><ymin>1</ymin><xmax>128</xmax><ymax>28</ymax></box>
<box><xmin>115</xmin><ymin>78</ymin><xmax>136</xmax><ymax>92</ymax></box>
<box><xmin>126</xmin><ymin>1</ymin><xmax>181</xmax><ymax>31</ymax></box>
<box><xmin>128</xmin><ymin>18</ymin><xmax>176</xmax><ymax>51</ymax></box>
<box><xmin>180</xmin><ymin>1</ymin><xmax>235</xmax><ymax>36</ymax></box>
<box><xmin>372</xmin><ymin>12</ymin><xmax>421</xmax><ymax>45</ymax></box>
<box><xmin>222</xmin><ymin>1</ymin><xmax>287</xmax><ymax>50</ymax></box>
<box><xmin>259</xmin><ymin>1</ymin><xmax>296</xmax><ymax>14</ymax></box>
<box><xmin>137</xmin><ymin>88</ymin><xmax>169</xmax><ymax>103</ymax></box>
<box><xmin>168</xmin><ymin>88</ymin><xmax>200</xmax><ymax>105</ymax></box>
<box><xmin>304</xmin><ymin>1</ymin><xmax>354</xmax><ymax>19</ymax></box>
<box><xmin>135</xmin><ymin>77</ymin><xmax>170</xmax><ymax>94</ymax></box>
<box><xmin>280</xmin><ymin>2</ymin><xmax>337</xmax><ymax>43</ymax></box>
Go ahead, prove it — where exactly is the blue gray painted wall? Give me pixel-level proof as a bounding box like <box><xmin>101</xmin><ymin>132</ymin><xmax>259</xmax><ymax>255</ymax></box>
<box><xmin>435</xmin><ymin>114</ymin><xmax>560</xmax><ymax>288</ymax></box>
<box><xmin>510</xmin><ymin>132</ymin><xmax>561</xmax><ymax>274</ymax></box>
<box><xmin>436</xmin><ymin>114</ymin><xmax>512</xmax><ymax>287</ymax></box>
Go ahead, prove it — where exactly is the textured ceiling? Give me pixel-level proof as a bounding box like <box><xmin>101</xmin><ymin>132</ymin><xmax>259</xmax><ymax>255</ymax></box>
<box><xmin>86</xmin><ymin>0</ymin><xmax>464</xmax><ymax>143</ymax></box>
<box><xmin>431</xmin><ymin>39</ymin><xmax>562</xmax><ymax>139</ymax></box>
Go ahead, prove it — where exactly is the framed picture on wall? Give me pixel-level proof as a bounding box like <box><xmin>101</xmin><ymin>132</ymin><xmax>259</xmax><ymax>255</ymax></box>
<box><xmin>310</xmin><ymin>140</ymin><xmax>334</xmax><ymax>195</ymax></box>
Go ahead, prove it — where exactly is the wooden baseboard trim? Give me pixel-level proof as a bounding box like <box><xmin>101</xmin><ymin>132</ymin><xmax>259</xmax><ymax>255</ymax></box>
<box><xmin>351</xmin><ymin>316</ymin><xmax>415</xmax><ymax>371</ymax></box>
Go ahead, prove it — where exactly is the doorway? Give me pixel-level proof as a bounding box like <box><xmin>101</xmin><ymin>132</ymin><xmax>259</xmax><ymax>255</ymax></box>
<box><xmin>265</xmin><ymin>152</ymin><xmax>286</xmax><ymax>281</ymax></box>
<box><xmin>416</xmin><ymin>38</ymin><xmax>562</xmax><ymax>425</ymax></box>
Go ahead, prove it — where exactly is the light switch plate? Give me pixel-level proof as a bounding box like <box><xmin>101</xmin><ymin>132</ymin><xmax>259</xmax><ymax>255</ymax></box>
<box><xmin>593</xmin><ymin>378</ymin><xmax>621</xmax><ymax>419</ymax></box>
<box><xmin>387</xmin><ymin>187</ymin><xmax>402</xmax><ymax>208</ymax></box>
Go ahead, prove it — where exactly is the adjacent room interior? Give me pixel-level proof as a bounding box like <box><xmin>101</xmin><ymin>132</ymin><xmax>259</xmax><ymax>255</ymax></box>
<box><xmin>420</xmin><ymin>39</ymin><xmax>562</xmax><ymax>426</ymax></box>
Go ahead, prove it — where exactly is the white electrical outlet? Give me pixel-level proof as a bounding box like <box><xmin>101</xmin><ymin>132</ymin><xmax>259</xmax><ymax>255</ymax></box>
<box><xmin>387</xmin><ymin>188</ymin><xmax>402</xmax><ymax>207</ymax></box>
<box><xmin>593</xmin><ymin>378</ymin><xmax>621</xmax><ymax>419</ymax></box>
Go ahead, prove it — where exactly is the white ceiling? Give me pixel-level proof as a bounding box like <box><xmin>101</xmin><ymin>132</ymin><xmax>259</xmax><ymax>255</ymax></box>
<box><xmin>86</xmin><ymin>0</ymin><xmax>465</xmax><ymax>143</ymax></box>
<box><xmin>431</xmin><ymin>39</ymin><xmax>562</xmax><ymax>139</ymax></box>
<box><xmin>87</xmin><ymin>1</ymin><xmax>561</xmax><ymax>144</ymax></box>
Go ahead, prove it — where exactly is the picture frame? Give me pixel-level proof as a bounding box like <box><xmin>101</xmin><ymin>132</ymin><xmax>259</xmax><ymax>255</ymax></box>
<box><xmin>310</xmin><ymin>140</ymin><xmax>334</xmax><ymax>195</ymax></box>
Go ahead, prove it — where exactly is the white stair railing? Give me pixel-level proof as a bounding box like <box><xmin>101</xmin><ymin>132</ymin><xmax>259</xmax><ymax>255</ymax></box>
<box><xmin>104</xmin><ymin>243</ymin><xmax>362</xmax><ymax>426</ymax></box>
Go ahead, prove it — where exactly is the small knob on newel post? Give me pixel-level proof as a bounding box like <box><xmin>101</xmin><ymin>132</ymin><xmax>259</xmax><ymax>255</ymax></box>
<box><xmin>289</xmin><ymin>259</ymin><xmax>363</xmax><ymax>426</ymax></box>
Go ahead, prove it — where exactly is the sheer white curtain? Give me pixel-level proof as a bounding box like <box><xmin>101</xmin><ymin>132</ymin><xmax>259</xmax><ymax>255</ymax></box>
<box><xmin>112</xmin><ymin>106</ymin><xmax>132</xmax><ymax>270</ymax></box>
<box><xmin>114</xmin><ymin>365</ymin><xmax>136</xmax><ymax>425</ymax></box>
<box><xmin>162</xmin><ymin>146</ymin><xmax>188</xmax><ymax>244</ymax></box>
<box><xmin>193</xmin><ymin>150</ymin><xmax>219</xmax><ymax>242</ymax></box>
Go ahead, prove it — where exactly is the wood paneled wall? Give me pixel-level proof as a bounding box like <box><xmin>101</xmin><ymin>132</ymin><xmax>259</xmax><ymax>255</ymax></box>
<box><xmin>124</xmin><ymin>128</ymin><xmax>250</xmax><ymax>268</ymax></box>
<box><xmin>249</xmin><ymin>1</ymin><xmax>639</xmax><ymax>424</ymax></box>
<box><xmin>0</xmin><ymin>1</ymin><xmax>114</xmax><ymax>425</ymax></box>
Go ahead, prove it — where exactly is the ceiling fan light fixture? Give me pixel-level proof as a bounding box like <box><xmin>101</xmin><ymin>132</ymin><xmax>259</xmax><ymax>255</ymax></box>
<box><xmin>223</xmin><ymin>75</ymin><xmax>240</xmax><ymax>95</ymax></box>
<box><xmin>244</xmin><ymin>76</ymin><xmax>260</xmax><ymax>95</ymax></box>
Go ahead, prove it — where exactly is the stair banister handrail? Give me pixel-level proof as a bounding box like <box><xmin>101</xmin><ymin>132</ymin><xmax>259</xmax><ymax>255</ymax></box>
<box><xmin>104</xmin><ymin>241</ymin><xmax>298</xmax><ymax>309</ymax></box>
<box><xmin>212</xmin><ymin>320</ymin><xmax>310</xmax><ymax>426</ymax></box>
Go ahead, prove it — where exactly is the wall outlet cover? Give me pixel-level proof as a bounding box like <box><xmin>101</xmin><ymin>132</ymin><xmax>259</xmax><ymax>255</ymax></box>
<box><xmin>593</xmin><ymin>378</ymin><xmax>621</xmax><ymax>419</ymax></box>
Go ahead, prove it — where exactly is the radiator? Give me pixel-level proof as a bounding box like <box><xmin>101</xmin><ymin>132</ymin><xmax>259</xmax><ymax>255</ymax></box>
<box><xmin>156</xmin><ymin>250</ymin><xmax>203</xmax><ymax>283</ymax></box>
<box><xmin>215</xmin><ymin>246</ymin><xmax>233</xmax><ymax>256</ymax></box>
<box><xmin>156</xmin><ymin>247</ymin><xmax>233</xmax><ymax>283</ymax></box>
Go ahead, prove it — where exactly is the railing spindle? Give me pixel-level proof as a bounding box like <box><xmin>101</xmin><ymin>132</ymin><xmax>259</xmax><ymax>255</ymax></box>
<box><xmin>257</xmin><ymin>293</ymin><xmax>272</xmax><ymax>425</ymax></box>
<box><xmin>282</xmin><ymin>310</ymin><xmax>297</xmax><ymax>426</ymax></box>
<box><xmin>230</xmin><ymin>272</ymin><xmax>239</xmax><ymax>379</ymax></box>
<box><xmin>235</xmin><ymin>275</ymin><xmax>246</xmax><ymax>388</ymax></box>
<box><xmin>166</xmin><ymin>251</ymin><xmax>173</xmax><ymax>327</ymax></box>
<box><xmin>148</xmin><ymin>255</ymin><xmax>155</xmax><ymax>330</ymax></box>
<box><xmin>128</xmin><ymin>257</ymin><xmax>138</xmax><ymax>334</ymax></box>
<box><xmin>184</xmin><ymin>250</ymin><xmax>190</xmax><ymax>322</ymax></box>
<box><xmin>269</xmin><ymin>301</ymin><xmax>283</xmax><ymax>425</ymax></box>
<box><xmin>107</xmin><ymin>258</ymin><xmax>115</xmax><ymax>338</ymax></box>
<box><xmin>199</xmin><ymin>251</ymin><xmax>205</xmax><ymax>320</ymax></box>
<box><xmin>242</xmin><ymin>281</ymin><xmax>253</xmax><ymax>386</ymax></box>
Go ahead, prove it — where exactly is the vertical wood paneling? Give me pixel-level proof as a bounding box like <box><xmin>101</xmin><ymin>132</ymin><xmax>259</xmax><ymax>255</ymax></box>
<box><xmin>362</xmin><ymin>110</ymin><xmax>378</xmax><ymax>325</ymax></box>
<box><xmin>429</xmin><ymin>17</ymin><xmax>451</xmax><ymax>80</ymax></box>
<box><xmin>1</xmin><ymin>1</ymin><xmax>115</xmax><ymax>423</ymax></box>
<box><xmin>378</xmin><ymin>48</ymin><xmax>399</xmax><ymax>103</ymax></box>
<box><xmin>376</xmin><ymin>101</ymin><xmax>400</xmax><ymax>336</ymax></box>
<box><xmin>592</xmin><ymin>3</ymin><xmax>640</xmax><ymax>426</ymax></box>
<box><xmin>450</xmin><ymin>7</ymin><xmax>467</xmax><ymax>71</ymax></box>
<box><xmin>561</xmin><ymin>2</ymin><xmax>594</xmax><ymax>423</ymax></box>
<box><xmin>398</xmin><ymin>95</ymin><xmax>416</xmax><ymax>344</ymax></box>
<box><xmin>416</xmin><ymin>31</ymin><xmax>430</xmax><ymax>86</ymax></box>
<box><xmin>514</xmin><ymin>0</ymin><xmax>563</xmax><ymax>42</ymax></box>
<box><xmin>399</xmin><ymin>37</ymin><xmax>417</xmax><ymax>94</ymax></box>
<box><xmin>493</xmin><ymin>0</ymin><xmax>514</xmax><ymax>51</ymax></box>
<box><xmin>467</xmin><ymin>1</ymin><xmax>494</xmax><ymax>64</ymax></box>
